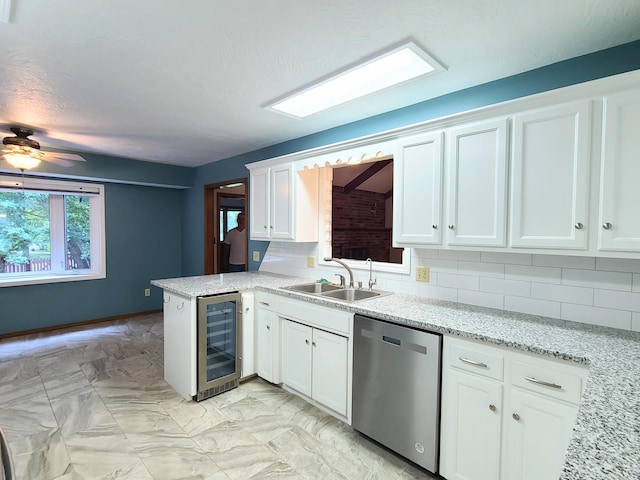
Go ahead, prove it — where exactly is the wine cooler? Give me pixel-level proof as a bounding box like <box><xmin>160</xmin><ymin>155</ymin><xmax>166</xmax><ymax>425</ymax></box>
<box><xmin>196</xmin><ymin>292</ymin><xmax>242</xmax><ymax>401</ymax></box>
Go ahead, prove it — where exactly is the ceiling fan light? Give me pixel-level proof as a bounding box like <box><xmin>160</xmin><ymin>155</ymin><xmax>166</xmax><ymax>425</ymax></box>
<box><xmin>4</xmin><ymin>153</ymin><xmax>41</xmax><ymax>170</ymax></box>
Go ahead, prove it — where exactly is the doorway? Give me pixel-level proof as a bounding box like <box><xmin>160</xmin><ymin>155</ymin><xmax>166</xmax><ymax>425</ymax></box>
<box><xmin>204</xmin><ymin>178</ymin><xmax>247</xmax><ymax>274</ymax></box>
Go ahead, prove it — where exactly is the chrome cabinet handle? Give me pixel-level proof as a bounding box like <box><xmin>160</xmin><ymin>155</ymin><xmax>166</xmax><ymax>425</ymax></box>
<box><xmin>459</xmin><ymin>356</ymin><xmax>488</xmax><ymax>368</ymax></box>
<box><xmin>512</xmin><ymin>413</ymin><xmax>520</xmax><ymax>421</ymax></box>
<box><xmin>603</xmin><ymin>222</ymin><xmax>613</xmax><ymax>230</ymax></box>
<box><xmin>176</xmin><ymin>302</ymin><xmax>184</xmax><ymax>311</ymax></box>
<box><xmin>432</xmin><ymin>224</ymin><xmax>438</xmax><ymax>229</ymax></box>
<box><xmin>448</xmin><ymin>225</ymin><xmax>454</xmax><ymax>229</ymax></box>
<box><xmin>574</xmin><ymin>223</ymin><xmax>583</xmax><ymax>229</ymax></box>
<box><xmin>259</xmin><ymin>301</ymin><xmax>270</xmax><ymax>307</ymax></box>
<box><xmin>524</xmin><ymin>376</ymin><xmax>562</xmax><ymax>389</ymax></box>
<box><xmin>489</xmin><ymin>404</ymin><xmax>496</xmax><ymax>412</ymax></box>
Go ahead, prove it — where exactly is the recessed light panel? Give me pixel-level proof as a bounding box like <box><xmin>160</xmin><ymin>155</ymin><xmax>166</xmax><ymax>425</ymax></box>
<box><xmin>267</xmin><ymin>42</ymin><xmax>445</xmax><ymax>119</ymax></box>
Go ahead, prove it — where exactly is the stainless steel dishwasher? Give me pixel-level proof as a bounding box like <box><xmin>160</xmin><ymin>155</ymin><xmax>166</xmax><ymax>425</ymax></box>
<box><xmin>352</xmin><ymin>314</ymin><xmax>442</xmax><ymax>474</ymax></box>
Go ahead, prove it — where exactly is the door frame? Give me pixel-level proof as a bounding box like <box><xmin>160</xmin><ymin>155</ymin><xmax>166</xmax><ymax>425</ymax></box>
<box><xmin>204</xmin><ymin>178</ymin><xmax>247</xmax><ymax>275</ymax></box>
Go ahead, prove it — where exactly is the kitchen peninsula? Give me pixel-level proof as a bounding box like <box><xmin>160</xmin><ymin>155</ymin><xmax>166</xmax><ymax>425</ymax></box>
<box><xmin>151</xmin><ymin>271</ymin><xmax>640</xmax><ymax>480</ymax></box>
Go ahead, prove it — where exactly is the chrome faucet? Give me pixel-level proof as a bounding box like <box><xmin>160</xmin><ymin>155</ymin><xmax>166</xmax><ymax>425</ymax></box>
<box><xmin>324</xmin><ymin>257</ymin><xmax>354</xmax><ymax>288</ymax></box>
<box><xmin>366</xmin><ymin>257</ymin><xmax>377</xmax><ymax>291</ymax></box>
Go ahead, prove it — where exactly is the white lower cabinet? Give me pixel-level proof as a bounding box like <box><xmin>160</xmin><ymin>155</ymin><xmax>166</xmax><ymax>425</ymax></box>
<box><xmin>442</xmin><ymin>369</ymin><xmax>503</xmax><ymax>480</ymax></box>
<box><xmin>281</xmin><ymin>319</ymin><xmax>348</xmax><ymax>417</ymax></box>
<box><xmin>255</xmin><ymin>294</ymin><xmax>281</xmax><ymax>384</ymax></box>
<box><xmin>440</xmin><ymin>336</ymin><xmax>587</xmax><ymax>480</ymax></box>
<box><xmin>163</xmin><ymin>291</ymin><xmax>197</xmax><ymax>400</ymax></box>
<box><xmin>503</xmin><ymin>389</ymin><xmax>579</xmax><ymax>480</ymax></box>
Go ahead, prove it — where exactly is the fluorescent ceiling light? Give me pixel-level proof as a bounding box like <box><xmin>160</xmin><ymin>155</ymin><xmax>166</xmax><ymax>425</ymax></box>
<box><xmin>267</xmin><ymin>42</ymin><xmax>445</xmax><ymax>119</ymax></box>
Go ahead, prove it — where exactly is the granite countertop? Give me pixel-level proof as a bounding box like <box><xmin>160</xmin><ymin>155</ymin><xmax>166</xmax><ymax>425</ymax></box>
<box><xmin>150</xmin><ymin>272</ymin><xmax>308</xmax><ymax>297</ymax></box>
<box><xmin>152</xmin><ymin>272</ymin><xmax>640</xmax><ymax>480</ymax></box>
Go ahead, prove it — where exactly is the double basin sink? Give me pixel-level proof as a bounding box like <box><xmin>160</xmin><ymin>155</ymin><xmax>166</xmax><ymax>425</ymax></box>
<box><xmin>283</xmin><ymin>282</ymin><xmax>391</xmax><ymax>302</ymax></box>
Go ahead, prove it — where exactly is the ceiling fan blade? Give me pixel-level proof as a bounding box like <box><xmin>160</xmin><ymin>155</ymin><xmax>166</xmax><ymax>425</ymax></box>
<box><xmin>41</xmin><ymin>151</ymin><xmax>86</xmax><ymax>162</ymax></box>
<box><xmin>41</xmin><ymin>156</ymin><xmax>76</xmax><ymax>167</ymax></box>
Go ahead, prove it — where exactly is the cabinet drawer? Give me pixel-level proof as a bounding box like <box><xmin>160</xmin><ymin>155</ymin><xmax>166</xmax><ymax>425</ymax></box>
<box><xmin>509</xmin><ymin>359</ymin><xmax>584</xmax><ymax>405</ymax></box>
<box><xmin>449</xmin><ymin>342</ymin><xmax>504</xmax><ymax>381</ymax></box>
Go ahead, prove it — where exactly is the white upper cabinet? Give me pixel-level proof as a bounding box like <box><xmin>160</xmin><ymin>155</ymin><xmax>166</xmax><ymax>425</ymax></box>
<box><xmin>447</xmin><ymin>118</ymin><xmax>509</xmax><ymax>247</ymax></box>
<box><xmin>248</xmin><ymin>163</ymin><xmax>319</xmax><ymax>242</ymax></box>
<box><xmin>598</xmin><ymin>87</ymin><xmax>640</xmax><ymax>252</ymax></box>
<box><xmin>249</xmin><ymin>168</ymin><xmax>270</xmax><ymax>240</ymax></box>
<box><xmin>393</xmin><ymin>131</ymin><xmax>444</xmax><ymax>246</ymax></box>
<box><xmin>509</xmin><ymin>101</ymin><xmax>592</xmax><ymax>249</ymax></box>
<box><xmin>270</xmin><ymin>164</ymin><xmax>294</xmax><ymax>239</ymax></box>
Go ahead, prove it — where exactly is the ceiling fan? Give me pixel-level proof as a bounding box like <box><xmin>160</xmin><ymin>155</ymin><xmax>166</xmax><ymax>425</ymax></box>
<box><xmin>1</xmin><ymin>127</ymin><xmax>86</xmax><ymax>170</ymax></box>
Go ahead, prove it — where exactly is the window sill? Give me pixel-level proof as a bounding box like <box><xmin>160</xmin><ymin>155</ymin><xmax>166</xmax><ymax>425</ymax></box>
<box><xmin>0</xmin><ymin>271</ymin><xmax>106</xmax><ymax>288</ymax></box>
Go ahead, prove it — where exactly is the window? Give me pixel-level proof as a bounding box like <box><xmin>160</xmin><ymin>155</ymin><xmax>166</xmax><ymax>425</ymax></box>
<box><xmin>0</xmin><ymin>175</ymin><xmax>105</xmax><ymax>287</ymax></box>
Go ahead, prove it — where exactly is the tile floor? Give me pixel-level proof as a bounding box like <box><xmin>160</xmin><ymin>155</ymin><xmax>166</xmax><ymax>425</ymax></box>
<box><xmin>0</xmin><ymin>313</ymin><xmax>438</xmax><ymax>479</ymax></box>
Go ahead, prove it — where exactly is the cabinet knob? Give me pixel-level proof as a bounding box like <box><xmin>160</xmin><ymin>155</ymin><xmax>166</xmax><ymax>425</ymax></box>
<box><xmin>305</xmin><ymin>339</ymin><xmax>310</xmax><ymax>345</ymax></box>
<box><xmin>603</xmin><ymin>222</ymin><xmax>613</xmax><ymax>230</ymax></box>
<box><xmin>574</xmin><ymin>222</ymin><xmax>583</xmax><ymax>230</ymax></box>
<box><xmin>489</xmin><ymin>404</ymin><xmax>496</xmax><ymax>412</ymax></box>
<box><xmin>266</xmin><ymin>325</ymin><xmax>271</xmax><ymax>330</ymax></box>
<box><xmin>312</xmin><ymin>341</ymin><xmax>317</xmax><ymax>347</ymax></box>
<box><xmin>512</xmin><ymin>413</ymin><xmax>520</xmax><ymax>421</ymax></box>
<box><xmin>270</xmin><ymin>225</ymin><xmax>274</xmax><ymax>229</ymax></box>
<box><xmin>432</xmin><ymin>224</ymin><xmax>438</xmax><ymax>229</ymax></box>
<box><xmin>448</xmin><ymin>224</ymin><xmax>454</xmax><ymax>230</ymax></box>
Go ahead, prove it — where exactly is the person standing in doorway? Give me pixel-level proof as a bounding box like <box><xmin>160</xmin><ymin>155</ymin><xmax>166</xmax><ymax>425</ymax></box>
<box><xmin>223</xmin><ymin>212</ymin><xmax>247</xmax><ymax>272</ymax></box>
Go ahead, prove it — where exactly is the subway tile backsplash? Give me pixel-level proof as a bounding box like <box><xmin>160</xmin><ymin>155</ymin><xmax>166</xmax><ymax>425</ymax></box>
<box><xmin>259</xmin><ymin>242</ymin><xmax>640</xmax><ymax>332</ymax></box>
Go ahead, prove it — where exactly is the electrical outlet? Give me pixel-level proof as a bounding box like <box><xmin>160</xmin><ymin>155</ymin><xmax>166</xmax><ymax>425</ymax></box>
<box><xmin>307</xmin><ymin>256</ymin><xmax>316</xmax><ymax>268</ymax></box>
<box><xmin>144</xmin><ymin>288</ymin><xmax>151</xmax><ymax>297</ymax></box>
<box><xmin>415</xmin><ymin>266</ymin><xmax>430</xmax><ymax>282</ymax></box>
<box><xmin>253</xmin><ymin>251</ymin><xmax>260</xmax><ymax>262</ymax></box>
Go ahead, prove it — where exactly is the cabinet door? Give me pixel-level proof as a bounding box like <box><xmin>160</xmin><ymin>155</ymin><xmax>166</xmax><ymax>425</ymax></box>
<box><xmin>270</xmin><ymin>164</ymin><xmax>294</xmax><ymax>240</ymax></box>
<box><xmin>599</xmin><ymin>87</ymin><xmax>640</xmax><ymax>251</ymax></box>
<box><xmin>311</xmin><ymin>329</ymin><xmax>348</xmax><ymax>416</ymax></box>
<box><xmin>510</xmin><ymin>101</ymin><xmax>591</xmax><ymax>249</ymax></box>
<box><xmin>163</xmin><ymin>292</ymin><xmax>196</xmax><ymax>400</ymax></box>
<box><xmin>447</xmin><ymin>118</ymin><xmax>509</xmax><ymax>247</ymax></box>
<box><xmin>393</xmin><ymin>131</ymin><xmax>444</xmax><ymax>245</ymax></box>
<box><xmin>503</xmin><ymin>389</ymin><xmax>579</xmax><ymax>480</ymax></box>
<box><xmin>250</xmin><ymin>168</ymin><xmax>270</xmax><ymax>239</ymax></box>
<box><xmin>256</xmin><ymin>307</ymin><xmax>275</xmax><ymax>382</ymax></box>
<box><xmin>281</xmin><ymin>320</ymin><xmax>312</xmax><ymax>397</ymax></box>
<box><xmin>240</xmin><ymin>292</ymin><xmax>255</xmax><ymax>378</ymax></box>
<box><xmin>440</xmin><ymin>369</ymin><xmax>503</xmax><ymax>480</ymax></box>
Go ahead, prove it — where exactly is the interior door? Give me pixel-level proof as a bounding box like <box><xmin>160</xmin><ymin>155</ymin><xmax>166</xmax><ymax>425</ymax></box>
<box><xmin>204</xmin><ymin>179</ymin><xmax>247</xmax><ymax>274</ymax></box>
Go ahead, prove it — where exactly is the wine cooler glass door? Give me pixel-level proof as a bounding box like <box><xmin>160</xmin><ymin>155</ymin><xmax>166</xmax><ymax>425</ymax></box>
<box><xmin>197</xmin><ymin>292</ymin><xmax>242</xmax><ymax>399</ymax></box>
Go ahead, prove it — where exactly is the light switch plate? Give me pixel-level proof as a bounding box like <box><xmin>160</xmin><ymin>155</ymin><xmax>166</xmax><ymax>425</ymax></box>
<box><xmin>416</xmin><ymin>266</ymin><xmax>430</xmax><ymax>282</ymax></box>
<box><xmin>253</xmin><ymin>251</ymin><xmax>260</xmax><ymax>262</ymax></box>
<box><xmin>307</xmin><ymin>256</ymin><xmax>315</xmax><ymax>268</ymax></box>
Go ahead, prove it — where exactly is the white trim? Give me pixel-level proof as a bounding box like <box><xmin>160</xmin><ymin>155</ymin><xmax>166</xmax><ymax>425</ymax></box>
<box><xmin>0</xmin><ymin>0</ymin><xmax>10</xmax><ymax>23</ymax></box>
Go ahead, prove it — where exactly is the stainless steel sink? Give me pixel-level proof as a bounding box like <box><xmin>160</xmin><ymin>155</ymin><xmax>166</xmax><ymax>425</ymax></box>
<box><xmin>284</xmin><ymin>282</ymin><xmax>342</xmax><ymax>294</ymax></box>
<box><xmin>282</xmin><ymin>283</ymin><xmax>391</xmax><ymax>303</ymax></box>
<box><xmin>321</xmin><ymin>288</ymin><xmax>384</xmax><ymax>302</ymax></box>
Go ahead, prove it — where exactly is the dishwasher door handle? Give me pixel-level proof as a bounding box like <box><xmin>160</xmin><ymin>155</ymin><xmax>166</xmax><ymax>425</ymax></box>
<box><xmin>382</xmin><ymin>335</ymin><xmax>401</xmax><ymax>346</ymax></box>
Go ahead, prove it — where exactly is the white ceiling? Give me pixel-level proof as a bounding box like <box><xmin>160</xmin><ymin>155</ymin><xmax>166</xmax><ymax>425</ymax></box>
<box><xmin>1</xmin><ymin>0</ymin><xmax>639</xmax><ymax>168</ymax></box>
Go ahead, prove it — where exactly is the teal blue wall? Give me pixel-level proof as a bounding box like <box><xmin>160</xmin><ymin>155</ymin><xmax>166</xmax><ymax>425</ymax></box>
<box><xmin>0</xmin><ymin>181</ymin><xmax>184</xmax><ymax>335</ymax></box>
<box><xmin>183</xmin><ymin>40</ymin><xmax>640</xmax><ymax>276</ymax></box>
<box><xmin>3</xmin><ymin>40</ymin><xmax>640</xmax><ymax>335</ymax></box>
